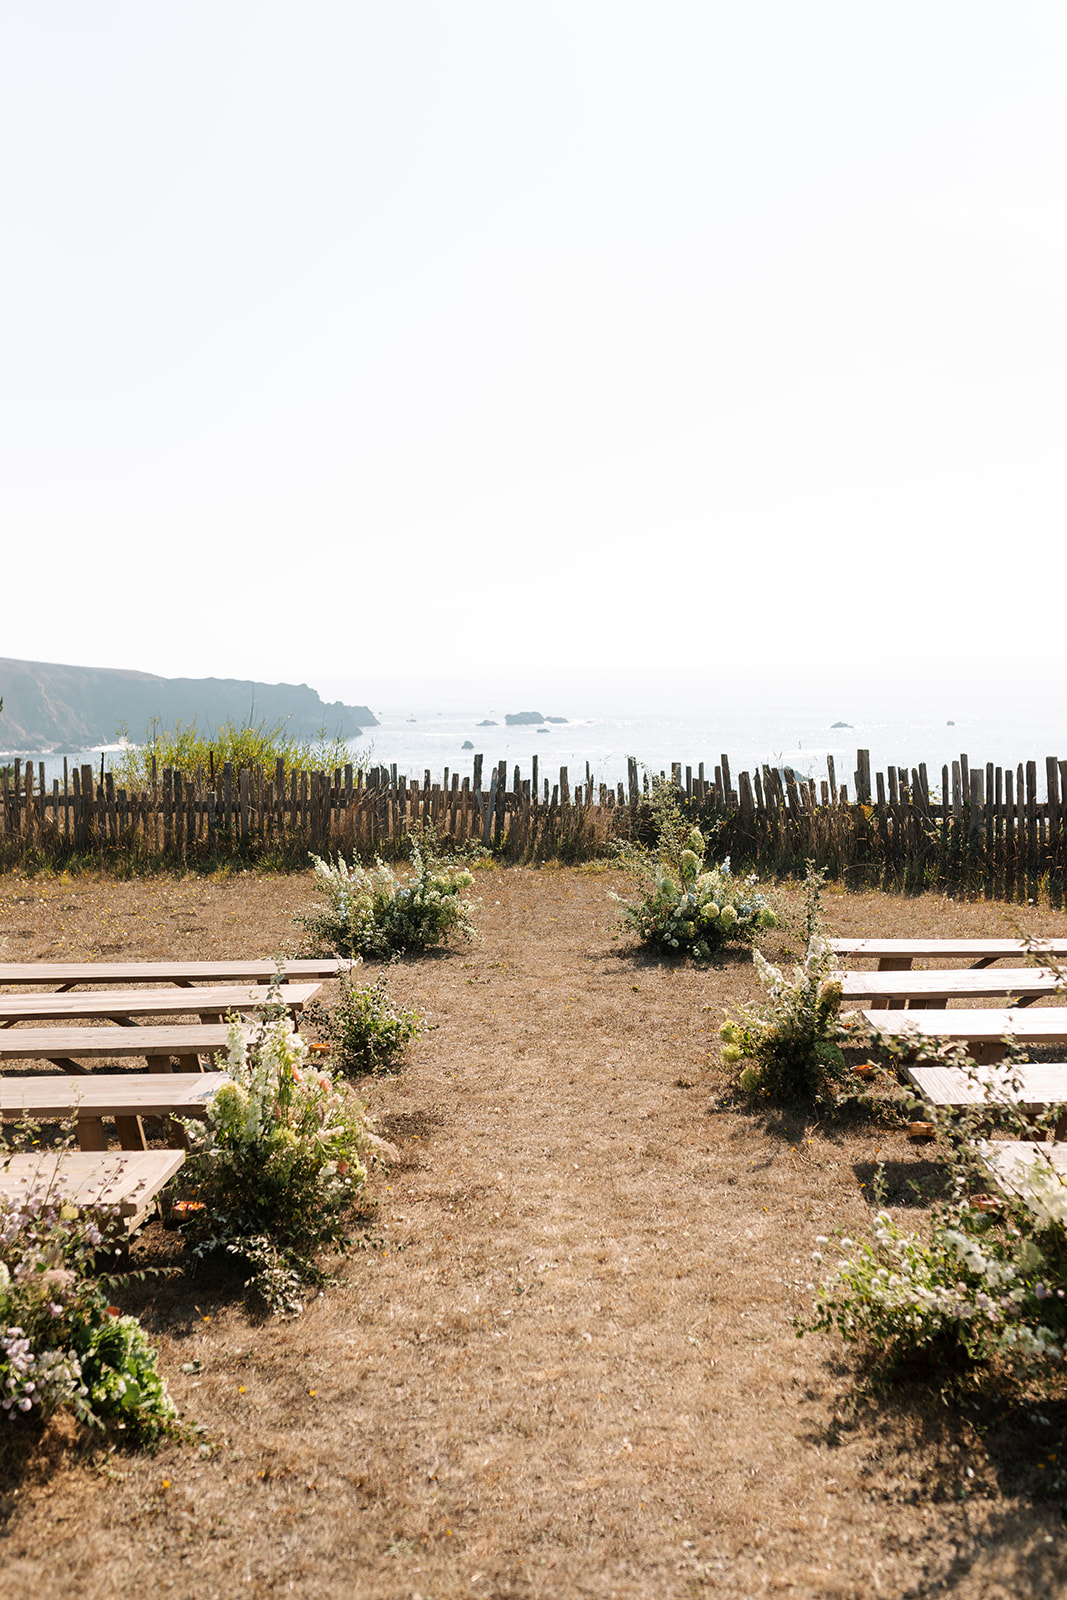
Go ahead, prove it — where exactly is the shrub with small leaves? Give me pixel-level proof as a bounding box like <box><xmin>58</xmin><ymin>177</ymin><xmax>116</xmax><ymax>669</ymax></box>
<box><xmin>303</xmin><ymin>963</ymin><xmax>423</xmax><ymax>1076</ymax></box>
<box><xmin>298</xmin><ymin>841</ymin><xmax>479</xmax><ymax>960</ymax></box>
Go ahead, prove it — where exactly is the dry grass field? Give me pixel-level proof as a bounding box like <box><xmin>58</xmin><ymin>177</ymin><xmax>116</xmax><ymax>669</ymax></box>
<box><xmin>2</xmin><ymin>862</ymin><xmax>1067</xmax><ymax>1598</ymax></box>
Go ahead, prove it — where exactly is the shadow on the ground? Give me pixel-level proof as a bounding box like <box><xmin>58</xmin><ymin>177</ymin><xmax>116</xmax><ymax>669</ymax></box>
<box><xmin>802</xmin><ymin>1371</ymin><xmax>1067</xmax><ymax>1595</ymax></box>
<box><xmin>851</xmin><ymin>1156</ymin><xmax>954</xmax><ymax>1207</ymax></box>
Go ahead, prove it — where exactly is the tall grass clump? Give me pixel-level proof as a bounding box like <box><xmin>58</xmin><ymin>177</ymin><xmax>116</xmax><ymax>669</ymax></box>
<box><xmin>114</xmin><ymin>717</ymin><xmax>360</xmax><ymax>788</ymax></box>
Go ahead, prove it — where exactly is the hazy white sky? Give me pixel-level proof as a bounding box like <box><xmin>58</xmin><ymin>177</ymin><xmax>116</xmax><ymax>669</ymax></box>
<box><xmin>2</xmin><ymin>3</ymin><xmax>1064</xmax><ymax>716</ymax></box>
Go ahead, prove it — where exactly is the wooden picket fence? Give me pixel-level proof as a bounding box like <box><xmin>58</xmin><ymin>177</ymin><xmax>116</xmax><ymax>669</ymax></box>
<box><xmin>2</xmin><ymin>747</ymin><xmax>1067</xmax><ymax>898</ymax></box>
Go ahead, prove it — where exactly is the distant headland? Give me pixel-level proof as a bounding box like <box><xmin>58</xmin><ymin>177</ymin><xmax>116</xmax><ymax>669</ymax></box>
<box><xmin>0</xmin><ymin>656</ymin><xmax>376</xmax><ymax>752</ymax></box>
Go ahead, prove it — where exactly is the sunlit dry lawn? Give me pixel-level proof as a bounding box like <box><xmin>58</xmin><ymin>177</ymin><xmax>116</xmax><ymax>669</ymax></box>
<box><xmin>2</xmin><ymin>863</ymin><xmax>1067</xmax><ymax>1598</ymax></box>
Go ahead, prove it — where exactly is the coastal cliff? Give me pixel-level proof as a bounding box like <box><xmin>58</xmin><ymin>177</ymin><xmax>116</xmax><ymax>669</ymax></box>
<box><xmin>0</xmin><ymin>657</ymin><xmax>376</xmax><ymax>751</ymax></box>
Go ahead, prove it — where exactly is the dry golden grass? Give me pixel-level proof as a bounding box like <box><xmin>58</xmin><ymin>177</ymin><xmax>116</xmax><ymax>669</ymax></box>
<box><xmin>2</xmin><ymin>863</ymin><xmax>1067</xmax><ymax>1597</ymax></box>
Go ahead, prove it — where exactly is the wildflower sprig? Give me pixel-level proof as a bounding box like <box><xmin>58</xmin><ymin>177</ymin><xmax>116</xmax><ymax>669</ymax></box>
<box><xmin>303</xmin><ymin>962</ymin><xmax>423</xmax><ymax>1077</ymax></box>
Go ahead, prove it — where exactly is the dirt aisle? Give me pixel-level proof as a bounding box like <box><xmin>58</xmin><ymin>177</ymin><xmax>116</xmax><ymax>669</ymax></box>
<box><xmin>3</xmin><ymin>864</ymin><xmax>1067</xmax><ymax>1598</ymax></box>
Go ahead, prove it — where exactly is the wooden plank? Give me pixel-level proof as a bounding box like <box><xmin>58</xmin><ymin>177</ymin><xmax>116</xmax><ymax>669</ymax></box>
<box><xmin>0</xmin><ymin>1023</ymin><xmax>241</xmax><ymax>1069</ymax></box>
<box><xmin>908</xmin><ymin>1063</ymin><xmax>1067</xmax><ymax>1109</ymax></box>
<box><xmin>0</xmin><ymin>1071</ymin><xmax>228</xmax><ymax>1121</ymax></box>
<box><xmin>981</xmin><ymin>1141</ymin><xmax>1067</xmax><ymax>1190</ymax></box>
<box><xmin>0</xmin><ymin>981</ymin><xmax>320</xmax><ymax>1026</ymax></box>
<box><xmin>839</xmin><ymin>968</ymin><xmax>1064</xmax><ymax>1004</ymax></box>
<box><xmin>0</xmin><ymin>1149</ymin><xmax>185</xmax><ymax>1228</ymax></box>
<box><xmin>0</xmin><ymin>958</ymin><xmax>351</xmax><ymax>990</ymax></box>
<box><xmin>860</xmin><ymin>1008</ymin><xmax>1067</xmax><ymax>1053</ymax></box>
<box><xmin>830</xmin><ymin>937</ymin><xmax>1067</xmax><ymax>966</ymax></box>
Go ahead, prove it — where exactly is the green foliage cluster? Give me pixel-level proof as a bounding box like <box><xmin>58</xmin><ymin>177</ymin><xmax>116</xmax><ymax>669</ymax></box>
<box><xmin>615</xmin><ymin>778</ymin><xmax>775</xmax><ymax>960</ymax></box>
<box><xmin>298</xmin><ymin>841</ymin><xmax>479</xmax><ymax>960</ymax></box>
<box><xmin>114</xmin><ymin>716</ymin><xmax>358</xmax><ymax>787</ymax></box>
<box><xmin>304</xmin><ymin>964</ymin><xmax>423</xmax><ymax>1076</ymax></box>
<box><xmin>800</xmin><ymin>1126</ymin><xmax>1067</xmax><ymax>1393</ymax></box>
<box><xmin>177</xmin><ymin>1003</ymin><xmax>377</xmax><ymax>1315</ymax></box>
<box><xmin>0</xmin><ymin>1163</ymin><xmax>177</xmax><ymax>1442</ymax></box>
<box><xmin>719</xmin><ymin>870</ymin><xmax>847</xmax><ymax>1103</ymax></box>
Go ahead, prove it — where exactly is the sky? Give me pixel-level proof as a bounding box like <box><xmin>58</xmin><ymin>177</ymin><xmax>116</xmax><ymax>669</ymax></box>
<box><xmin>2</xmin><ymin>2</ymin><xmax>1065</xmax><ymax>719</ymax></box>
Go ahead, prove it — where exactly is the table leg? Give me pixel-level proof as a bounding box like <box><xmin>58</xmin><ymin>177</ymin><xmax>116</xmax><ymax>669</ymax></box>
<box><xmin>115</xmin><ymin>1115</ymin><xmax>148</xmax><ymax>1151</ymax></box>
<box><xmin>77</xmin><ymin>1117</ymin><xmax>108</xmax><ymax>1151</ymax></box>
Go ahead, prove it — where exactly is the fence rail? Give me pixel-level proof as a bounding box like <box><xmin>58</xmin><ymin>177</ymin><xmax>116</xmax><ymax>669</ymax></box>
<box><xmin>2</xmin><ymin>749</ymin><xmax>1067</xmax><ymax>897</ymax></box>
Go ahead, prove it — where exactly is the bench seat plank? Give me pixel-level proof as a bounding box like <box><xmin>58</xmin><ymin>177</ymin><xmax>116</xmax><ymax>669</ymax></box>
<box><xmin>979</xmin><ymin>1141</ymin><xmax>1067</xmax><ymax>1189</ymax></box>
<box><xmin>0</xmin><ymin>1023</ymin><xmax>239</xmax><ymax>1072</ymax></box>
<box><xmin>0</xmin><ymin>959</ymin><xmax>351</xmax><ymax>990</ymax></box>
<box><xmin>0</xmin><ymin>1071</ymin><xmax>228</xmax><ymax>1121</ymax></box>
<box><xmin>0</xmin><ymin>1149</ymin><xmax>185</xmax><ymax>1230</ymax></box>
<box><xmin>830</xmin><ymin>938</ymin><xmax>1067</xmax><ymax>971</ymax></box>
<box><xmin>839</xmin><ymin>968</ymin><xmax>1062</xmax><ymax>1006</ymax></box>
<box><xmin>860</xmin><ymin>1007</ymin><xmax>1067</xmax><ymax>1044</ymax></box>
<box><xmin>860</xmin><ymin>1007</ymin><xmax>1067</xmax><ymax>1063</ymax></box>
<box><xmin>908</xmin><ymin>1062</ymin><xmax>1067</xmax><ymax>1108</ymax></box>
<box><xmin>0</xmin><ymin>981</ymin><xmax>320</xmax><ymax>1027</ymax></box>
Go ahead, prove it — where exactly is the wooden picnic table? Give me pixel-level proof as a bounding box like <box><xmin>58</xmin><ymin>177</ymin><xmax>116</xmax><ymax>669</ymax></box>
<box><xmin>838</xmin><ymin>967</ymin><xmax>1063</xmax><ymax>1009</ymax></box>
<box><xmin>0</xmin><ymin>1149</ymin><xmax>185</xmax><ymax>1232</ymax></box>
<box><xmin>0</xmin><ymin>1022</ymin><xmax>239</xmax><ymax>1074</ymax></box>
<box><xmin>830</xmin><ymin>938</ymin><xmax>1067</xmax><ymax>971</ymax></box>
<box><xmin>0</xmin><ymin>1071</ymin><xmax>229</xmax><ymax>1150</ymax></box>
<box><xmin>860</xmin><ymin>1007</ymin><xmax>1067</xmax><ymax>1063</ymax></box>
<box><xmin>0</xmin><ymin>958</ymin><xmax>350</xmax><ymax>991</ymax></box>
<box><xmin>0</xmin><ymin>981</ymin><xmax>321</xmax><ymax>1028</ymax></box>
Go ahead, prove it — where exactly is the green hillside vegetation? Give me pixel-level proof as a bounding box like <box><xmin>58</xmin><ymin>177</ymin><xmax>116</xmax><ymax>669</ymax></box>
<box><xmin>113</xmin><ymin>717</ymin><xmax>360</xmax><ymax>787</ymax></box>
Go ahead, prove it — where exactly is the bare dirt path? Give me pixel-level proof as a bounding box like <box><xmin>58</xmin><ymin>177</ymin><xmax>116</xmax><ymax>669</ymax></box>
<box><xmin>2</xmin><ymin>864</ymin><xmax>1066</xmax><ymax>1598</ymax></box>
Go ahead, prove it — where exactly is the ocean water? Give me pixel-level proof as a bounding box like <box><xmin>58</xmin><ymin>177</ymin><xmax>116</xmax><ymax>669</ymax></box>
<box><xmin>353</xmin><ymin>707</ymin><xmax>1067</xmax><ymax>797</ymax></box>
<box><xmin>11</xmin><ymin>706</ymin><xmax>1067</xmax><ymax>797</ymax></box>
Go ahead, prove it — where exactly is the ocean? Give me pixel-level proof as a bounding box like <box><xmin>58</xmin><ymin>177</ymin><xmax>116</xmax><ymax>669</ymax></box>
<box><xmin>15</xmin><ymin>704</ymin><xmax>1067</xmax><ymax>799</ymax></box>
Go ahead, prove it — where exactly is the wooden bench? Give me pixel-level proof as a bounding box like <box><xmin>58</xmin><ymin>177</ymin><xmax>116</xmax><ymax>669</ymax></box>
<box><xmin>860</xmin><ymin>1007</ymin><xmax>1067</xmax><ymax>1063</ymax></box>
<box><xmin>0</xmin><ymin>958</ymin><xmax>351</xmax><ymax>991</ymax></box>
<box><xmin>838</xmin><ymin>967</ymin><xmax>1063</xmax><ymax>1009</ymax></box>
<box><xmin>0</xmin><ymin>1023</ymin><xmax>240</xmax><ymax>1074</ymax></box>
<box><xmin>979</xmin><ymin>1140</ymin><xmax>1067</xmax><ymax>1191</ymax></box>
<box><xmin>0</xmin><ymin>981</ymin><xmax>321</xmax><ymax>1028</ymax></box>
<box><xmin>0</xmin><ymin>1071</ymin><xmax>229</xmax><ymax>1150</ymax></box>
<box><xmin>830</xmin><ymin>938</ymin><xmax>1067</xmax><ymax>971</ymax></box>
<box><xmin>0</xmin><ymin>1149</ymin><xmax>185</xmax><ymax>1232</ymax></box>
<box><xmin>908</xmin><ymin>1062</ymin><xmax>1067</xmax><ymax>1136</ymax></box>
